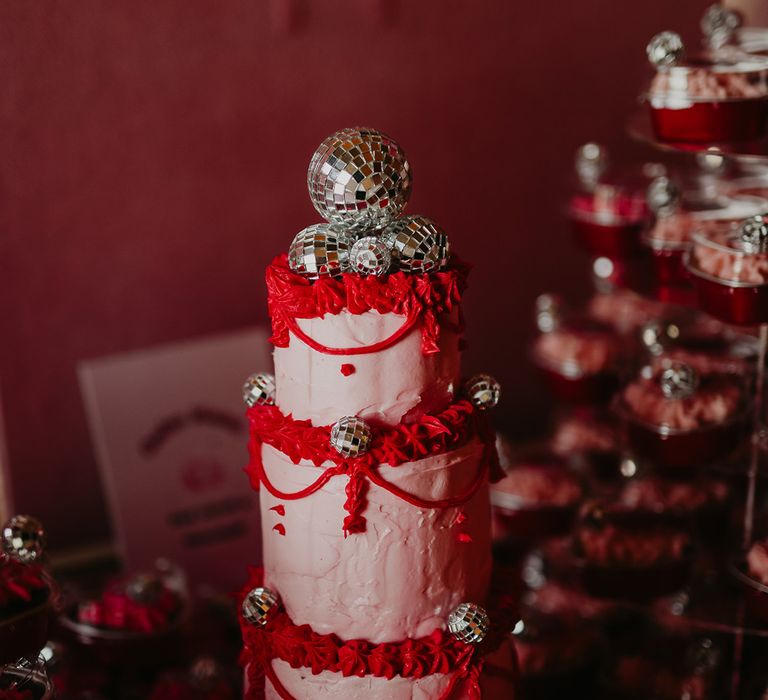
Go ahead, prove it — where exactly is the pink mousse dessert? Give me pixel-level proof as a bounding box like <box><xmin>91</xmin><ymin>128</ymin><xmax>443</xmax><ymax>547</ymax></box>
<box><xmin>587</xmin><ymin>290</ymin><xmax>667</xmax><ymax>336</ymax></box>
<box><xmin>646</xmin><ymin>31</ymin><xmax>768</xmax><ymax>142</ymax></box>
<box><xmin>617</xmin><ymin>362</ymin><xmax>747</xmax><ymax>468</ymax></box>
<box><xmin>531</xmin><ymin>319</ymin><xmax>621</xmax><ymax>404</ymax></box>
<box><xmin>550</xmin><ymin>411</ymin><xmax>621</xmax><ymax>481</ymax></box>
<box><xmin>688</xmin><ymin>216</ymin><xmax>768</xmax><ymax>324</ymax></box>
<box><xmin>491</xmin><ymin>459</ymin><xmax>583</xmax><ymax>550</ymax></box>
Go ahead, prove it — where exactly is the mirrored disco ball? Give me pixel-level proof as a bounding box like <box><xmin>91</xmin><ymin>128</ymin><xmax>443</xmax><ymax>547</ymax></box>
<box><xmin>350</xmin><ymin>236</ymin><xmax>392</xmax><ymax>277</ymax></box>
<box><xmin>307</xmin><ymin>127</ymin><xmax>412</xmax><ymax>235</ymax></box>
<box><xmin>288</xmin><ymin>224</ymin><xmax>354</xmax><ymax>279</ymax></box>
<box><xmin>380</xmin><ymin>215</ymin><xmax>450</xmax><ymax>273</ymax></box>
<box><xmin>447</xmin><ymin>602</ymin><xmax>490</xmax><ymax>644</ymax></box>
<box><xmin>2</xmin><ymin>514</ymin><xmax>46</xmax><ymax>563</ymax></box>
<box><xmin>329</xmin><ymin>416</ymin><xmax>372</xmax><ymax>458</ymax></box>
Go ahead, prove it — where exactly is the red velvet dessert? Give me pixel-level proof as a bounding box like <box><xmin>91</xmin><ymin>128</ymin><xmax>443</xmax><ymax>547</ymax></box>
<box><xmin>687</xmin><ymin>216</ymin><xmax>768</xmax><ymax>325</ymax></box>
<box><xmin>491</xmin><ymin>459</ymin><xmax>583</xmax><ymax>552</ymax></box>
<box><xmin>59</xmin><ymin>563</ymin><xmax>187</xmax><ymax>668</ymax></box>
<box><xmin>531</xmin><ymin>320</ymin><xmax>621</xmax><ymax>404</ymax></box>
<box><xmin>616</xmin><ymin>362</ymin><xmax>748</xmax><ymax>468</ymax></box>
<box><xmin>574</xmin><ymin>502</ymin><xmax>693</xmax><ymax>601</ymax></box>
<box><xmin>645</xmin><ymin>31</ymin><xmax>768</xmax><ymax>143</ymax></box>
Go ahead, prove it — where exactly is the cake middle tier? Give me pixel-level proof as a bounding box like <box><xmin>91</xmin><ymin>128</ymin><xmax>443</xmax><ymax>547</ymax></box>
<box><xmin>259</xmin><ymin>438</ymin><xmax>492</xmax><ymax>645</ymax></box>
<box><xmin>274</xmin><ymin>309</ymin><xmax>461</xmax><ymax>426</ymax></box>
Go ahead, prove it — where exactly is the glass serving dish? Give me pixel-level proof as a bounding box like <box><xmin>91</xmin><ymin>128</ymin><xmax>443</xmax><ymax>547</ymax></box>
<box><xmin>57</xmin><ymin>559</ymin><xmax>188</xmax><ymax>669</ymax></box>
<box><xmin>614</xmin><ymin>364</ymin><xmax>749</xmax><ymax>469</ymax></box>
<box><xmin>531</xmin><ymin>319</ymin><xmax>622</xmax><ymax>404</ymax></box>
<box><xmin>644</xmin><ymin>192</ymin><xmax>767</xmax><ymax>305</ymax></box>
<box><xmin>645</xmin><ymin>33</ymin><xmax>768</xmax><ymax>143</ymax></box>
<box><xmin>686</xmin><ymin>218</ymin><xmax>768</xmax><ymax>325</ymax></box>
<box><xmin>0</xmin><ymin>658</ymin><xmax>55</xmax><ymax>700</ymax></box>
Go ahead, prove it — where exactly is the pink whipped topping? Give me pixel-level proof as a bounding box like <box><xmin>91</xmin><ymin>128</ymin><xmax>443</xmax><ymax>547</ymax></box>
<box><xmin>551</xmin><ymin>414</ymin><xmax>619</xmax><ymax>454</ymax></box>
<box><xmin>570</xmin><ymin>188</ymin><xmax>646</xmax><ymax>224</ymax></box>
<box><xmin>622</xmin><ymin>373</ymin><xmax>743</xmax><ymax>430</ymax></box>
<box><xmin>534</xmin><ymin>329</ymin><xmax>619</xmax><ymax>374</ymax></box>
<box><xmin>492</xmin><ymin>465</ymin><xmax>583</xmax><ymax>508</ymax></box>
<box><xmin>523</xmin><ymin>582</ymin><xmax>616</xmax><ymax>622</ymax></box>
<box><xmin>588</xmin><ymin>291</ymin><xmax>667</xmax><ymax>335</ymax></box>
<box><xmin>578</xmin><ymin>525</ymin><xmax>690</xmax><ymax>567</ymax></box>
<box><xmin>620</xmin><ymin>476</ymin><xmax>729</xmax><ymax>513</ymax></box>
<box><xmin>650</xmin><ymin>67</ymin><xmax>767</xmax><ymax>100</ymax></box>
<box><xmin>647</xmin><ymin>212</ymin><xmax>697</xmax><ymax>245</ymax></box>
<box><xmin>651</xmin><ymin>348</ymin><xmax>749</xmax><ymax>377</ymax></box>
<box><xmin>693</xmin><ymin>232</ymin><xmax>768</xmax><ymax>284</ymax></box>
<box><xmin>747</xmin><ymin>540</ymin><xmax>768</xmax><ymax>585</ymax></box>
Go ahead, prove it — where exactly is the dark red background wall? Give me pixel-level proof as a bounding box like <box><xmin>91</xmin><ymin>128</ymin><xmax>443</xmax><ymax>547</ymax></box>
<box><xmin>0</xmin><ymin>1</ymin><xmax>707</xmax><ymax>548</ymax></box>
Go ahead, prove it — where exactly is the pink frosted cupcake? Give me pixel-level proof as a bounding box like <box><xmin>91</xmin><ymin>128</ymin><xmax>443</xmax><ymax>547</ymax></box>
<box><xmin>491</xmin><ymin>459</ymin><xmax>583</xmax><ymax>551</ymax></box>
<box><xmin>645</xmin><ymin>31</ymin><xmax>768</xmax><ymax>143</ymax></box>
<box><xmin>617</xmin><ymin>362</ymin><xmax>748</xmax><ymax>468</ymax></box>
<box><xmin>687</xmin><ymin>215</ymin><xmax>768</xmax><ymax>325</ymax></box>
<box><xmin>531</xmin><ymin>318</ymin><xmax>621</xmax><ymax>404</ymax></box>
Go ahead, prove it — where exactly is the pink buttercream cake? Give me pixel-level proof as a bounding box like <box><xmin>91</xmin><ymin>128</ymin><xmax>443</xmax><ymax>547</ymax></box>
<box><xmin>242</xmin><ymin>255</ymin><xmax>515</xmax><ymax>700</ymax></box>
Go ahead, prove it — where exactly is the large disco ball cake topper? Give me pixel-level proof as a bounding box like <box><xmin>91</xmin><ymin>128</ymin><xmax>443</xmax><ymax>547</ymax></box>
<box><xmin>308</xmin><ymin>127</ymin><xmax>412</xmax><ymax>235</ymax></box>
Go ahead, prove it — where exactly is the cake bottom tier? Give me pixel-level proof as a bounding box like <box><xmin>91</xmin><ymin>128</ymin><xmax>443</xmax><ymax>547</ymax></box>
<box><xmin>250</xmin><ymin>640</ymin><xmax>518</xmax><ymax>700</ymax></box>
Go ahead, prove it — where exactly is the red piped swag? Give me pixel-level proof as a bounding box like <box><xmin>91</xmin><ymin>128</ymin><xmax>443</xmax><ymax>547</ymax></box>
<box><xmin>266</xmin><ymin>254</ymin><xmax>468</xmax><ymax>356</ymax></box>
<box><xmin>245</xmin><ymin>400</ymin><xmax>502</xmax><ymax>535</ymax></box>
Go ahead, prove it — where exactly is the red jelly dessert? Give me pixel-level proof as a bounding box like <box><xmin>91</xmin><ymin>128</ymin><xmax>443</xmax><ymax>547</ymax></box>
<box><xmin>645</xmin><ymin>31</ymin><xmax>768</xmax><ymax>143</ymax></box>
<box><xmin>59</xmin><ymin>563</ymin><xmax>187</xmax><ymax>668</ymax></box>
<box><xmin>616</xmin><ymin>362</ymin><xmax>747</xmax><ymax>468</ymax></box>
<box><xmin>575</xmin><ymin>502</ymin><xmax>693</xmax><ymax>601</ymax></box>
<box><xmin>531</xmin><ymin>320</ymin><xmax>621</xmax><ymax>404</ymax></box>
<box><xmin>491</xmin><ymin>459</ymin><xmax>583</xmax><ymax>551</ymax></box>
<box><xmin>687</xmin><ymin>215</ymin><xmax>768</xmax><ymax>325</ymax></box>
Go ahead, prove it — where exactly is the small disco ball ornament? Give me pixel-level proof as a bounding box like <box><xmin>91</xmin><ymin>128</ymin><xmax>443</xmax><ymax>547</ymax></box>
<box><xmin>126</xmin><ymin>573</ymin><xmax>164</xmax><ymax>604</ymax></box>
<box><xmin>349</xmin><ymin>236</ymin><xmax>392</xmax><ymax>277</ymax></box>
<box><xmin>329</xmin><ymin>416</ymin><xmax>372</xmax><ymax>458</ymax></box>
<box><xmin>464</xmin><ymin>374</ymin><xmax>501</xmax><ymax>411</ymax></box>
<box><xmin>574</xmin><ymin>142</ymin><xmax>608</xmax><ymax>189</ymax></box>
<box><xmin>739</xmin><ymin>215</ymin><xmax>768</xmax><ymax>254</ymax></box>
<box><xmin>243</xmin><ymin>372</ymin><xmax>276</xmax><ymax>407</ymax></box>
<box><xmin>242</xmin><ymin>586</ymin><xmax>280</xmax><ymax>627</ymax></box>
<box><xmin>647</xmin><ymin>176</ymin><xmax>680</xmax><ymax>216</ymax></box>
<box><xmin>660</xmin><ymin>361</ymin><xmax>699</xmax><ymax>400</ymax></box>
<box><xmin>307</xmin><ymin>127</ymin><xmax>412</xmax><ymax>235</ymax></box>
<box><xmin>2</xmin><ymin>514</ymin><xmax>45</xmax><ymax>563</ymax></box>
<box><xmin>447</xmin><ymin>602</ymin><xmax>490</xmax><ymax>645</ymax></box>
<box><xmin>647</xmin><ymin>31</ymin><xmax>685</xmax><ymax>67</ymax></box>
<box><xmin>380</xmin><ymin>215</ymin><xmax>450</xmax><ymax>273</ymax></box>
<box><xmin>288</xmin><ymin>224</ymin><xmax>354</xmax><ymax>280</ymax></box>
<box><xmin>701</xmin><ymin>4</ymin><xmax>740</xmax><ymax>49</ymax></box>
<box><xmin>535</xmin><ymin>293</ymin><xmax>562</xmax><ymax>333</ymax></box>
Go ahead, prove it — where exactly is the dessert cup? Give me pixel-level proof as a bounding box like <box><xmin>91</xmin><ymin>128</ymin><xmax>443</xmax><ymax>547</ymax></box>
<box><xmin>531</xmin><ymin>321</ymin><xmax>621</xmax><ymax>404</ymax></box>
<box><xmin>615</xmin><ymin>365</ymin><xmax>748</xmax><ymax>469</ymax></box>
<box><xmin>58</xmin><ymin>560</ymin><xmax>188</xmax><ymax>669</ymax></box>
<box><xmin>687</xmin><ymin>222</ymin><xmax>768</xmax><ymax>325</ymax></box>
<box><xmin>646</xmin><ymin>50</ymin><xmax>768</xmax><ymax>143</ymax></box>
<box><xmin>550</xmin><ymin>410</ymin><xmax>622</xmax><ymax>482</ymax></box>
<box><xmin>569</xmin><ymin>185</ymin><xmax>648</xmax><ymax>259</ymax></box>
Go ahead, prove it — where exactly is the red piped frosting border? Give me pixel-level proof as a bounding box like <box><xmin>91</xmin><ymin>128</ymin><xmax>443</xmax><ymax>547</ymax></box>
<box><xmin>266</xmin><ymin>254</ymin><xmax>468</xmax><ymax>356</ymax></box>
<box><xmin>245</xmin><ymin>400</ymin><xmax>502</xmax><ymax>535</ymax></box>
<box><xmin>239</xmin><ymin>568</ymin><xmax>518</xmax><ymax>700</ymax></box>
